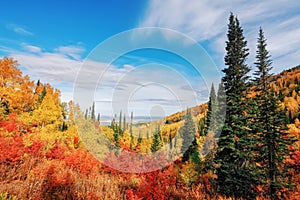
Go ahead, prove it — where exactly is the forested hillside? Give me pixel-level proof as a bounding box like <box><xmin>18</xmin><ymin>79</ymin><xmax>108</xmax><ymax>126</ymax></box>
<box><xmin>1</xmin><ymin>14</ymin><xmax>300</xmax><ymax>200</ymax></box>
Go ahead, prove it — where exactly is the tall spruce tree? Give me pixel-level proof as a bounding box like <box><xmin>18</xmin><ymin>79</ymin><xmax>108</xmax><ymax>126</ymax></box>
<box><xmin>97</xmin><ymin>113</ymin><xmax>100</xmax><ymax>124</ymax></box>
<box><xmin>151</xmin><ymin>125</ymin><xmax>162</xmax><ymax>152</ymax></box>
<box><xmin>118</xmin><ymin>111</ymin><xmax>123</xmax><ymax>136</ymax></box>
<box><xmin>91</xmin><ymin>102</ymin><xmax>95</xmax><ymax>122</ymax></box>
<box><xmin>123</xmin><ymin>114</ymin><xmax>126</xmax><ymax>131</ymax></box>
<box><xmin>253</xmin><ymin>27</ymin><xmax>273</xmax><ymax>88</ymax></box>
<box><xmin>214</xmin><ymin>13</ymin><xmax>259</xmax><ymax>199</ymax></box>
<box><xmin>216</xmin><ymin>80</ymin><xmax>226</xmax><ymax>135</ymax></box>
<box><xmin>84</xmin><ymin>108</ymin><xmax>88</xmax><ymax>120</ymax></box>
<box><xmin>119</xmin><ymin>111</ymin><xmax>122</xmax><ymax>130</ymax></box>
<box><xmin>254</xmin><ymin>28</ymin><xmax>294</xmax><ymax>199</ymax></box>
<box><xmin>138</xmin><ymin>131</ymin><xmax>142</xmax><ymax>144</ymax></box>
<box><xmin>129</xmin><ymin>112</ymin><xmax>134</xmax><ymax>150</ymax></box>
<box><xmin>180</xmin><ymin>109</ymin><xmax>200</xmax><ymax>166</ymax></box>
<box><xmin>204</xmin><ymin>83</ymin><xmax>218</xmax><ymax>136</ymax></box>
<box><xmin>198</xmin><ymin>117</ymin><xmax>205</xmax><ymax>136</ymax></box>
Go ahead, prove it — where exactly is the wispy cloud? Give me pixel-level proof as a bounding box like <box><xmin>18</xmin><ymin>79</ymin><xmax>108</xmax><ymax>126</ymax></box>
<box><xmin>22</xmin><ymin>43</ymin><xmax>42</xmax><ymax>53</ymax></box>
<box><xmin>55</xmin><ymin>45</ymin><xmax>85</xmax><ymax>60</ymax></box>
<box><xmin>140</xmin><ymin>0</ymin><xmax>300</xmax><ymax>72</ymax></box>
<box><xmin>11</xmin><ymin>47</ymin><xmax>82</xmax><ymax>84</ymax></box>
<box><xmin>6</xmin><ymin>23</ymin><xmax>33</xmax><ymax>36</ymax></box>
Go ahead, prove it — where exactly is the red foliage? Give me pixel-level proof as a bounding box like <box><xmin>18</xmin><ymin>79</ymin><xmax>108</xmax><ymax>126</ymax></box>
<box><xmin>126</xmin><ymin>165</ymin><xmax>177</xmax><ymax>200</ymax></box>
<box><xmin>234</xmin><ymin>135</ymin><xmax>239</xmax><ymax>142</ymax></box>
<box><xmin>288</xmin><ymin>131</ymin><xmax>300</xmax><ymax>169</ymax></box>
<box><xmin>0</xmin><ymin>136</ymin><xmax>24</xmax><ymax>163</ymax></box>
<box><xmin>45</xmin><ymin>142</ymin><xmax>66</xmax><ymax>159</ymax></box>
<box><xmin>0</xmin><ymin>113</ymin><xmax>24</xmax><ymax>134</ymax></box>
<box><xmin>64</xmin><ymin>150</ymin><xmax>100</xmax><ymax>174</ymax></box>
<box><xmin>25</xmin><ymin>140</ymin><xmax>44</xmax><ymax>158</ymax></box>
<box><xmin>290</xmin><ymin>151</ymin><xmax>300</xmax><ymax>168</ymax></box>
<box><xmin>103</xmin><ymin>150</ymin><xmax>171</xmax><ymax>173</ymax></box>
<box><xmin>87</xmin><ymin>192</ymin><xmax>100</xmax><ymax>200</ymax></box>
<box><xmin>73</xmin><ymin>136</ymin><xmax>79</xmax><ymax>147</ymax></box>
<box><xmin>46</xmin><ymin>163</ymin><xmax>74</xmax><ymax>188</ymax></box>
<box><xmin>125</xmin><ymin>189</ymin><xmax>140</xmax><ymax>200</ymax></box>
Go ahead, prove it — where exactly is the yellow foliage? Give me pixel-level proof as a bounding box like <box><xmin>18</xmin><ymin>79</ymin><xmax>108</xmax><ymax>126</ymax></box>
<box><xmin>32</xmin><ymin>93</ymin><xmax>62</xmax><ymax>129</ymax></box>
<box><xmin>76</xmin><ymin>117</ymin><xmax>109</xmax><ymax>159</ymax></box>
<box><xmin>284</xmin><ymin>97</ymin><xmax>299</xmax><ymax>118</ymax></box>
<box><xmin>0</xmin><ymin>57</ymin><xmax>35</xmax><ymax>116</ymax></box>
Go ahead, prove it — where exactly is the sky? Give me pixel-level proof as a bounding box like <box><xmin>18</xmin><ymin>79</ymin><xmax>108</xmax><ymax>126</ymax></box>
<box><xmin>1</xmin><ymin>0</ymin><xmax>300</xmax><ymax>122</ymax></box>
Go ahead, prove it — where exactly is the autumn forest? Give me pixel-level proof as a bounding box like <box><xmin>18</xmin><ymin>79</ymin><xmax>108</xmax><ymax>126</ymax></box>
<box><xmin>0</xmin><ymin>13</ymin><xmax>300</xmax><ymax>200</ymax></box>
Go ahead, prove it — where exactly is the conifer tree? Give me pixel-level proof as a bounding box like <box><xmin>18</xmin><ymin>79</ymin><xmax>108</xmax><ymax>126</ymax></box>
<box><xmin>123</xmin><ymin>114</ymin><xmax>126</xmax><ymax>131</ymax></box>
<box><xmin>113</xmin><ymin>132</ymin><xmax>120</xmax><ymax>148</ymax></box>
<box><xmin>129</xmin><ymin>112</ymin><xmax>134</xmax><ymax>150</ymax></box>
<box><xmin>216</xmin><ymin>80</ymin><xmax>226</xmax><ymax>135</ymax></box>
<box><xmin>151</xmin><ymin>125</ymin><xmax>162</xmax><ymax>152</ymax></box>
<box><xmin>198</xmin><ymin>118</ymin><xmax>205</xmax><ymax>136</ymax></box>
<box><xmin>180</xmin><ymin>109</ymin><xmax>200</xmax><ymax>166</ymax></box>
<box><xmin>214</xmin><ymin>13</ymin><xmax>259</xmax><ymax>199</ymax></box>
<box><xmin>97</xmin><ymin>113</ymin><xmax>100</xmax><ymax>124</ymax></box>
<box><xmin>204</xmin><ymin>83</ymin><xmax>218</xmax><ymax>136</ymax></box>
<box><xmin>169</xmin><ymin>133</ymin><xmax>173</xmax><ymax>157</ymax></box>
<box><xmin>110</xmin><ymin>118</ymin><xmax>116</xmax><ymax>130</ymax></box>
<box><xmin>38</xmin><ymin>86</ymin><xmax>47</xmax><ymax>103</ymax></box>
<box><xmin>84</xmin><ymin>108</ymin><xmax>88</xmax><ymax>120</ymax></box>
<box><xmin>138</xmin><ymin>131</ymin><xmax>142</xmax><ymax>144</ymax></box>
<box><xmin>254</xmin><ymin>28</ymin><xmax>294</xmax><ymax>199</ymax></box>
<box><xmin>130</xmin><ymin>133</ymin><xmax>134</xmax><ymax>150</ymax></box>
<box><xmin>91</xmin><ymin>102</ymin><xmax>95</xmax><ymax>122</ymax></box>
<box><xmin>119</xmin><ymin>111</ymin><xmax>122</xmax><ymax>130</ymax></box>
<box><xmin>119</xmin><ymin>111</ymin><xmax>123</xmax><ymax>136</ymax></box>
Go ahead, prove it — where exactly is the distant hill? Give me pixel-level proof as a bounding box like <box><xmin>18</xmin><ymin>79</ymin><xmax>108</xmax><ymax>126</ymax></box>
<box><xmin>270</xmin><ymin>65</ymin><xmax>300</xmax><ymax>121</ymax></box>
<box><xmin>141</xmin><ymin>65</ymin><xmax>300</xmax><ymax>134</ymax></box>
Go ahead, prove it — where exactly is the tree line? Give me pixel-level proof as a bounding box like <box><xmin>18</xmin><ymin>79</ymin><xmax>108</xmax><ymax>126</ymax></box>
<box><xmin>202</xmin><ymin>13</ymin><xmax>295</xmax><ymax>200</ymax></box>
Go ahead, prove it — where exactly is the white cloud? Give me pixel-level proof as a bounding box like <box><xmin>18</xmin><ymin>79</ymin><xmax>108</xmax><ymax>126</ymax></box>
<box><xmin>6</xmin><ymin>23</ymin><xmax>33</xmax><ymax>36</ymax></box>
<box><xmin>140</xmin><ymin>0</ymin><xmax>300</xmax><ymax>73</ymax></box>
<box><xmin>56</xmin><ymin>45</ymin><xmax>85</xmax><ymax>60</ymax></box>
<box><xmin>0</xmin><ymin>45</ymin><xmax>15</xmax><ymax>54</ymax></box>
<box><xmin>22</xmin><ymin>44</ymin><xmax>42</xmax><ymax>53</ymax></box>
<box><xmin>11</xmin><ymin>49</ymin><xmax>82</xmax><ymax>84</ymax></box>
<box><xmin>140</xmin><ymin>0</ymin><xmax>228</xmax><ymax>41</ymax></box>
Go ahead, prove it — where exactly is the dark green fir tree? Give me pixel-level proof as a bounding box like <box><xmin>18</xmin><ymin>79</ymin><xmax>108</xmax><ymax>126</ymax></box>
<box><xmin>204</xmin><ymin>83</ymin><xmax>218</xmax><ymax>136</ymax></box>
<box><xmin>216</xmin><ymin>80</ymin><xmax>226</xmax><ymax>136</ymax></box>
<box><xmin>151</xmin><ymin>125</ymin><xmax>162</xmax><ymax>152</ymax></box>
<box><xmin>253</xmin><ymin>27</ymin><xmax>295</xmax><ymax>200</ymax></box>
<box><xmin>180</xmin><ymin>109</ymin><xmax>200</xmax><ymax>167</ymax></box>
<box><xmin>214</xmin><ymin>13</ymin><xmax>259</xmax><ymax>199</ymax></box>
<box><xmin>91</xmin><ymin>102</ymin><xmax>95</xmax><ymax>122</ymax></box>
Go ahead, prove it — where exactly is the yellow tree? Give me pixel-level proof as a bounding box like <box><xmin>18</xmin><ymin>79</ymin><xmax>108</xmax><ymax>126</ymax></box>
<box><xmin>0</xmin><ymin>57</ymin><xmax>34</xmax><ymax>118</ymax></box>
<box><xmin>31</xmin><ymin>84</ymin><xmax>63</xmax><ymax>130</ymax></box>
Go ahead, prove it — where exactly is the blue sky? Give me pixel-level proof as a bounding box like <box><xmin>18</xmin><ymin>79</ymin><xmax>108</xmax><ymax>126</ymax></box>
<box><xmin>1</xmin><ymin>0</ymin><xmax>300</xmax><ymax>121</ymax></box>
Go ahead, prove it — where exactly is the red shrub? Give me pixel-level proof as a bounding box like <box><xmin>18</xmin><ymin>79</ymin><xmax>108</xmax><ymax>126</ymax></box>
<box><xmin>45</xmin><ymin>142</ymin><xmax>66</xmax><ymax>160</ymax></box>
<box><xmin>87</xmin><ymin>192</ymin><xmax>100</xmax><ymax>200</ymax></box>
<box><xmin>126</xmin><ymin>165</ymin><xmax>177</xmax><ymax>200</ymax></box>
<box><xmin>0</xmin><ymin>136</ymin><xmax>24</xmax><ymax>163</ymax></box>
<box><xmin>64</xmin><ymin>150</ymin><xmax>100</xmax><ymax>174</ymax></box>
<box><xmin>46</xmin><ymin>163</ymin><xmax>74</xmax><ymax>188</ymax></box>
<box><xmin>25</xmin><ymin>140</ymin><xmax>44</xmax><ymax>158</ymax></box>
<box><xmin>0</xmin><ymin>113</ymin><xmax>24</xmax><ymax>135</ymax></box>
